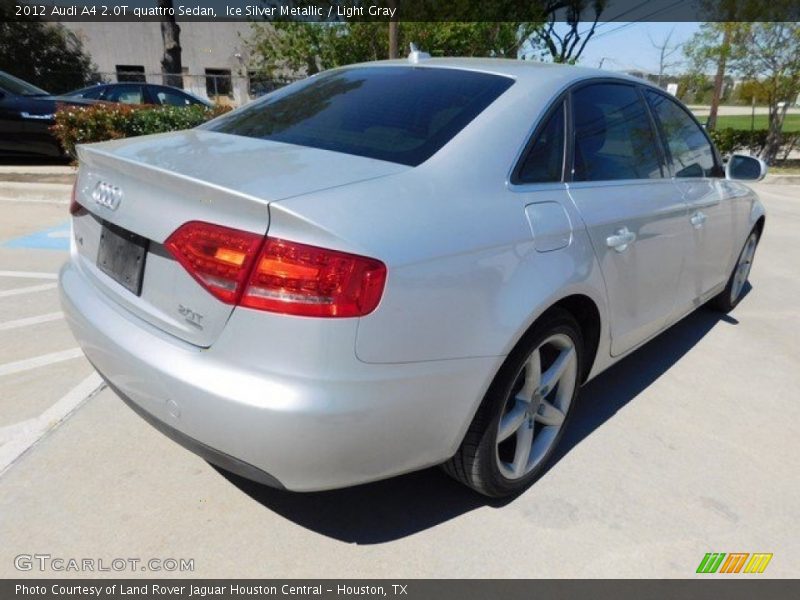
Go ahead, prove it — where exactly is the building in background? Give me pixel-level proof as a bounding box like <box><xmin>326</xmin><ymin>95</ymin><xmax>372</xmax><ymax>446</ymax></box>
<box><xmin>59</xmin><ymin>21</ymin><xmax>279</xmax><ymax>106</ymax></box>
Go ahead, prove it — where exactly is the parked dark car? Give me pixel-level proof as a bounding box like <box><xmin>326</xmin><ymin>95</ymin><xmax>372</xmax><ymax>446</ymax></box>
<box><xmin>0</xmin><ymin>71</ymin><xmax>95</xmax><ymax>158</ymax></box>
<box><xmin>65</xmin><ymin>83</ymin><xmax>213</xmax><ymax>108</ymax></box>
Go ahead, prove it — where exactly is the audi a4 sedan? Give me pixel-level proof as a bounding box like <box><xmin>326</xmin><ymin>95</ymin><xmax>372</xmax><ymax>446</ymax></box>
<box><xmin>60</xmin><ymin>58</ymin><xmax>766</xmax><ymax>497</ymax></box>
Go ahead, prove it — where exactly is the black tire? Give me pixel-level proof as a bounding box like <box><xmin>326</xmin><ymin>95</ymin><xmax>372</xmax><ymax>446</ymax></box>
<box><xmin>709</xmin><ymin>228</ymin><xmax>760</xmax><ymax>313</ymax></box>
<box><xmin>443</xmin><ymin>308</ymin><xmax>584</xmax><ymax>497</ymax></box>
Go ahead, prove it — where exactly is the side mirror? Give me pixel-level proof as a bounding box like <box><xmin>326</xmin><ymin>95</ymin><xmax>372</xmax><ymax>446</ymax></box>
<box><xmin>726</xmin><ymin>154</ymin><xmax>767</xmax><ymax>182</ymax></box>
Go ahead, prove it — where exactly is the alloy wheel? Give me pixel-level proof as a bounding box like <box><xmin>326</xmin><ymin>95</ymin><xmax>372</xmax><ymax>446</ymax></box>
<box><xmin>495</xmin><ymin>333</ymin><xmax>578</xmax><ymax>480</ymax></box>
<box><xmin>731</xmin><ymin>233</ymin><xmax>758</xmax><ymax>304</ymax></box>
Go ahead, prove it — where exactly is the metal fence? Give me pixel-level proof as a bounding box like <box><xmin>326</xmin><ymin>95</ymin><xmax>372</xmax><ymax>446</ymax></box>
<box><xmin>102</xmin><ymin>70</ymin><xmax>302</xmax><ymax>107</ymax></box>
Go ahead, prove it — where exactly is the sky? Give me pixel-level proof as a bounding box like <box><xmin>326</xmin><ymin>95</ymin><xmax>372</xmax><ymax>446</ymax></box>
<box><xmin>565</xmin><ymin>22</ymin><xmax>701</xmax><ymax>73</ymax></box>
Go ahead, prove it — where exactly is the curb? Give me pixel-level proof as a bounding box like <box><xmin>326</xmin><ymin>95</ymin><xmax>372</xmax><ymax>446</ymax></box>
<box><xmin>763</xmin><ymin>174</ymin><xmax>800</xmax><ymax>185</ymax></box>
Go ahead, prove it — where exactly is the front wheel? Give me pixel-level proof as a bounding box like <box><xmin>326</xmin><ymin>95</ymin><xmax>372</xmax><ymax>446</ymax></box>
<box><xmin>443</xmin><ymin>309</ymin><xmax>583</xmax><ymax>497</ymax></box>
<box><xmin>710</xmin><ymin>229</ymin><xmax>760</xmax><ymax>313</ymax></box>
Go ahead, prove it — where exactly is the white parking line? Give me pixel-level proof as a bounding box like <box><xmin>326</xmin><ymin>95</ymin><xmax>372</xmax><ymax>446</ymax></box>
<box><xmin>0</xmin><ymin>312</ymin><xmax>64</xmax><ymax>332</ymax></box>
<box><xmin>0</xmin><ymin>372</ymin><xmax>104</xmax><ymax>477</ymax></box>
<box><xmin>0</xmin><ymin>283</ymin><xmax>57</xmax><ymax>298</ymax></box>
<box><xmin>0</xmin><ymin>348</ymin><xmax>84</xmax><ymax>378</ymax></box>
<box><xmin>0</xmin><ymin>419</ymin><xmax>36</xmax><ymax>445</ymax></box>
<box><xmin>0</xmin><ymin>270</ymin><xmax>59</xmax><ymax>280</ymax></box>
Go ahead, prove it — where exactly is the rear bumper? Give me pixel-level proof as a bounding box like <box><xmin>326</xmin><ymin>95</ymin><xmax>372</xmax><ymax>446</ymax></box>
<box><xmin>59</xmin><ymin>260</ymin><xmax>501</xmax><ymax>491</ymax></box>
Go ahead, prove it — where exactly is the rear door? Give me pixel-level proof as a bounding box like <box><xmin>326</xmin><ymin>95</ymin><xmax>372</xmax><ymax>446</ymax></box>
<box><xmin>566</xmin><ymin>82</ymin><xmax>689</xmax><ymax>356</ymax></box>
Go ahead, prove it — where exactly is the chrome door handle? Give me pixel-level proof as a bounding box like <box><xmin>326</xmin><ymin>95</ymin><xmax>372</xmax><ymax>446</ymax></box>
<box><xmin>606</xmin><ymin>227</ymin><xmax>636</xmax><ymax>252</ymax></box>
<box><xmin>690</xmin><ymin>211</ymin><xmax>707</xmax><ymax>229</ymax></box>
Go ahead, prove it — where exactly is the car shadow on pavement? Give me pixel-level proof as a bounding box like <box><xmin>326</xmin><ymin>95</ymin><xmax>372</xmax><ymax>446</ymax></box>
<box><xmin>217</xmin><ymin>294</ymin><xmax>746</xmax><ymax>544</ymax></box>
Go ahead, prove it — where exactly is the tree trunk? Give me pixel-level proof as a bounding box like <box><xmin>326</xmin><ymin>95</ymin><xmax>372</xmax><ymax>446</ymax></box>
<box><xmin>707</xmin><ymin>24</ymin><xmax>732</xmax><ymax>131</ymax></box>
<box><xmin>388</xmin><ymin>1</ymin><xmax>398</xmax><ymax>59</ymax></box>
<box><xmin>762</xmin><ymin>100</ymin><xmax>790</xmax><ymax>165</ymax></box>
<box><xmin>159</xmin><ymin>0</ymin><xmax>183</xmax><ymax>89</ymax></box>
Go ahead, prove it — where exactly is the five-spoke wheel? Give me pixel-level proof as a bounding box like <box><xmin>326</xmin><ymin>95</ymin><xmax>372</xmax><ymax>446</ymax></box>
<box><xmin>443</xmin><ymin>308</ymin><xmax>583</xmax><ymax>497</ymax></box>
<box><xmin>496</xmin><ymin>333</ymin><xmax>577</xmax><ymax>480</ymax></box>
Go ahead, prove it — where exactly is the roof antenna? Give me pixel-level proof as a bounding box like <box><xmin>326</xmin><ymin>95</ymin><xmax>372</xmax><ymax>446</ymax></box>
<box><xmin>408</xmin><ymin>43</ymin><xmax>430</xmax><ymax>64</ymax></box>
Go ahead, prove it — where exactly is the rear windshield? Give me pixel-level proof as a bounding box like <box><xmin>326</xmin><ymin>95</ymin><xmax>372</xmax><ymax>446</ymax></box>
<box><xmin>203</xmin><ymin>67</ymin><xmax>514</xmax><ymax>166</ymax></box>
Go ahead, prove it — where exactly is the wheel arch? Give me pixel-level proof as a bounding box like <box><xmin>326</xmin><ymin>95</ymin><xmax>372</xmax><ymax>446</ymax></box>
<box><xmin>505</xmin><ymin>293</ymin><xmax>603</xmax><ymax>386</ymax></box>
<box><xmin>754</xmin><ymin>215</ymin><xmax>766</xmax><ymax>239</ymax></box>
<box><xmin>547</xmin><ymin>294</ymin><xmax>602</xmax><ymax>383</ymax></box>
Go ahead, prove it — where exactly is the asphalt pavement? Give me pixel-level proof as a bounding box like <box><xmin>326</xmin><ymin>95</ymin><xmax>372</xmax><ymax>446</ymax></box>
<box><xmin>0</xmin><ymin>175</ymin><xmax>797</xmax><ymax>578</ymax></box>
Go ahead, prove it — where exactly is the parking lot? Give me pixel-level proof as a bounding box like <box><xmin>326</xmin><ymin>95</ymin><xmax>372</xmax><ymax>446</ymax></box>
<box><xmin>0</xmin><ymin>174</ymin><xmax>798</xmax><ymax>578</ymax></box>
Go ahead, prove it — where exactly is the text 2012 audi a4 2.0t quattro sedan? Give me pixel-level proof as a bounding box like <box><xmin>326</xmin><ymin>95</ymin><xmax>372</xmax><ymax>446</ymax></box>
<box><xmin>60</xmin><ymin>57</ymin><xmax>766</xmax><ymax>497</ymax></box>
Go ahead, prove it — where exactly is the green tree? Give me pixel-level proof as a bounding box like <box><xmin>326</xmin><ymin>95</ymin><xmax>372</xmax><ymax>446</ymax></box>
<box><xmin>248</xmin><ymin>21</ymin><xmax>538</xmax><ymax>77</ymax></box>
<box><xmin>728</xmin><ymin>22</ymin><xmax>800</xmax><ymax>163</ymax></box>
<box><xmin>685</xmin><ymin>22</ymin><xmax>748</xmax><ymax>130</ymax></box>
<box><xmin>0</xmin><ymin>2</ymin><xmax>99</xmax><ymax>93</ymax></box>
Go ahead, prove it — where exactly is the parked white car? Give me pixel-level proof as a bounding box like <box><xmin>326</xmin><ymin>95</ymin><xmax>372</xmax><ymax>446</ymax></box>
<box><xmin>60</xmin><ymin>58</ymin><xmax>766</xmax><ymax>497</ymax></box>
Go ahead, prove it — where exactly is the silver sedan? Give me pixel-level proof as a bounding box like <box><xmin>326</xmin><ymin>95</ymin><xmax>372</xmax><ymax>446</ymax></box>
<box><xmin>60</xmin><ymin>57</ymin><xmax>766</xmax><ymax>497</ymax></box>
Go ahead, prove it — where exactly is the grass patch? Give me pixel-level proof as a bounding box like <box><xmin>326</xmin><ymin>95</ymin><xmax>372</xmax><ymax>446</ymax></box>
<box><xmin>711</xmin><ymin>113</ymin><xmax>800</xmax><ymax>132</ymax></box>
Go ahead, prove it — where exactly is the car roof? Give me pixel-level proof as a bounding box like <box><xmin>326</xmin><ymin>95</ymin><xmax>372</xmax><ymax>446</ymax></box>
<box><xmin>345</xmin><ymin>57</ymin><xmax>654</xmax><ymax>94</ymax></box>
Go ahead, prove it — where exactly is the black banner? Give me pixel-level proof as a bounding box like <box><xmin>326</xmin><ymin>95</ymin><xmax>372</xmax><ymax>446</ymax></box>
<box><xmin>4</xmin><ymin>0</ymin><xmax>800</xmax><ymax>23</ymax></box>
<box><xmin>4</xmin><ymin>580</ymin><xmax>800</xmax><ymax>600</ymax></box>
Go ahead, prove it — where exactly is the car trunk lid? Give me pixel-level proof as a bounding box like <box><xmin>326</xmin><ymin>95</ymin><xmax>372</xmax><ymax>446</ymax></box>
<box><xmin>71</xmin><ymin>130</ymin><xmax>407</xmax><ymax>347</ymax></box>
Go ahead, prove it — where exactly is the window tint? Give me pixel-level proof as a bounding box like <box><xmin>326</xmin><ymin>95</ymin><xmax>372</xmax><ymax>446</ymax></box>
<box><xmin>516</xmin><ymin>103</ymin><xmax>565</xmax><ymax>183</ymax></box>
<box><xmin>205</xmin><ymin>67</ymin><xmax>514</xmax><ymax>166</ymax></box>
<box><xmin>572</xmin><ymin>84</ymin><xmax>663</xmax><ymax>181</ymax></box>
<box><xmin>646</xmin><ymin>91</ymin><xmax>716</xmax><ymax>178</ymax></box>
<box><xmin>154</xmin><ymin>87</ymin><xmax>194</xmax><ymax>107</ymax></box>
<box><xmin>103</xmin><ymin>85</ymin><xmax>144</xmax><ymax>104</ymax></box>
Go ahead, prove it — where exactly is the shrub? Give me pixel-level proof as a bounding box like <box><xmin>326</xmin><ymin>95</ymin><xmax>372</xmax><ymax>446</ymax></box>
<box><xmin>52</xmin><ymin>103</ymin><xmax>231</xmax><ymax>157</ymax></box>
<box><xmin>708</xmin><ymin>127</ymin><xmax>799</xmax><ymax>159</ymax></box>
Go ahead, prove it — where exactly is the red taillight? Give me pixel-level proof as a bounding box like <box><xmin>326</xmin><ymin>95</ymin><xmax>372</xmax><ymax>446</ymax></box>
<box><xmin>165</xmin><ymin>222</ymin><xmax>386</xmax><ymax>317</ymax></box>
<box><xmin>69</xmin><ymin>181</ymin><xmax>84</xmax><ymax>215</ymax></box>
<box><xmin>241</xmin><ymin>238</ymin><xmax>386</xmax><ymax>317</ymax></box>
<box><xmin>164</xmin><ymin>221</ymin><xmax>264</xmax><ymax>304</ymax></box>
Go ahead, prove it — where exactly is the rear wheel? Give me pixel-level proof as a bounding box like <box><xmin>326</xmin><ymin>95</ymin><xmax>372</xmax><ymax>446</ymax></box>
<box><xmin>710</xmin><ymin>229</ymin><xmax>759</xmax><ymax>313</ymax></box>
<box><xmin>443</xmin><ymin>309</ymin><xmax>583</xmax><ymax>497</ymax></box>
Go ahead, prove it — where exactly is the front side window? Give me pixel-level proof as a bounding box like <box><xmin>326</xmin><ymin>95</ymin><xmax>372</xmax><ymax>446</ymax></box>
<box><xmin>205</xmin><ymin>67</ymin><xmax>514</xmax><ymax>166</ymax></box>
<box><xmin>572</xmin><ymin>83</ymin><xmax>663</xmax><ymax>182</ymax></box>
<box><xmin>515</xmin><ymin>103</ymin><xmax>565</xmax><ymax>184</ymax></box>
<box><xmin>76</xmin><ymin>87</ymin><xmax>104</xmax><ymax>100</ymax></box>
<box><xmin>646</xmin><ymin>91</ymin><xmax>717</xmax><ymax>178</ymax></box>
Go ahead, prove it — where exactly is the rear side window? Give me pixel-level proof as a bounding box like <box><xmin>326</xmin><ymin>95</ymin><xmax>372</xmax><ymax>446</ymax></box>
<box><xmin>515</xmin><ymin>103</ymin><xmax>565</xmax><ymax>184</ymax></box>
<box><xmin>205</xmin><ymin>67</ymin><xmax>514</xmax><ymax>166</ymax></box>
<box><xmin>645</xmin><ymin>91</ymin><xmax>717</xmax><ymax>178</ymax></box>
<box><xmin>572</xmin><ymin>83</ymin><xmax>663</xmax><ymax>182</ymax></box>
<box><xmin>154</xmin><ymin>87</ymin><xmax>195</xmax><ymax>107</ymax></box>
<box><xmin>103</xmin><ymin>85</ymin><xmax>144</xmax><ymax>104</ymax></box>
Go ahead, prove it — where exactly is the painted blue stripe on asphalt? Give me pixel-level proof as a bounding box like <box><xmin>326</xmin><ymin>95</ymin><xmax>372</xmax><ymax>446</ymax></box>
<box><xmin>2</xmin><ymin>222</ymin><xmax>70</xmax><ymax>251</ymax></box>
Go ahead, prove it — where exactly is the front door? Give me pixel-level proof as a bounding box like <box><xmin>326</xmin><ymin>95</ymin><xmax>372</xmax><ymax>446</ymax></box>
<box><xmin>644</xmin><ymin>90</ymin><xmax>733</xmax><ymax>304</ymax></box>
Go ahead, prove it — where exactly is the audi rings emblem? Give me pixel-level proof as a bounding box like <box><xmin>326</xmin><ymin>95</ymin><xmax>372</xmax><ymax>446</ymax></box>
<box><xmin>92</xmin><ymin>181</ymin><xmax>123</xmax><ymax>211</ymax></box>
